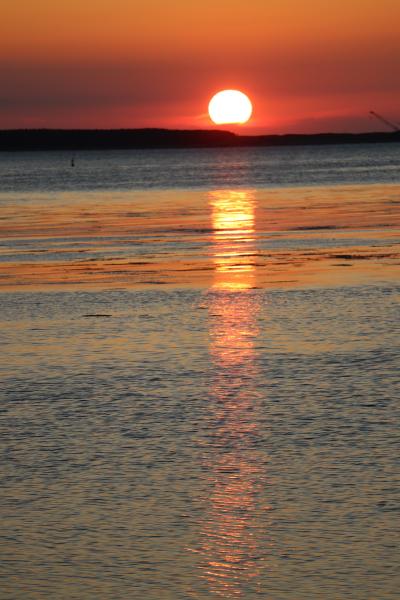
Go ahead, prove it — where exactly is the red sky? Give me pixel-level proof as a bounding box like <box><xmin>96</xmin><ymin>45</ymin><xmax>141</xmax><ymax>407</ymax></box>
<box><xmin>1</xmin><ymin>0</ymin><xmax>399</xmax><ymax>133</ymax></box>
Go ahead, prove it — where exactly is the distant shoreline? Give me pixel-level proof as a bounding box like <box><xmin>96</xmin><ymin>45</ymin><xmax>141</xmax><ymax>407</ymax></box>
<box><xmin>1</xmin><ymin>128</ymin><xmax>399</xmax><ymax>151</ymax></box>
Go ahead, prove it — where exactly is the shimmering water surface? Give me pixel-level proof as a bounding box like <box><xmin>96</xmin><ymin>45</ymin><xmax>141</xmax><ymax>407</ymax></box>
<box><xmin>1</xmin><ymin>145</ymin><xmax>399</xmax><ymax>599</ymax></box>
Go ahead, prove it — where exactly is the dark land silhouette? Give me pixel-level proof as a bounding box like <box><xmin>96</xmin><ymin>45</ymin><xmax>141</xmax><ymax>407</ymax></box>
<box><xmin>1</xmin><ymin>128</ymin><xmax>399</xmax><ymax>151</ymax></box>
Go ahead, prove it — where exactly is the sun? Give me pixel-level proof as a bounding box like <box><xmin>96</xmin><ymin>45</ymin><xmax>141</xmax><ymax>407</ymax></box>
<box><xmin>208</xmin><ymin>90</ymin><xmax>253</xmax><ymax>125</ymax></box>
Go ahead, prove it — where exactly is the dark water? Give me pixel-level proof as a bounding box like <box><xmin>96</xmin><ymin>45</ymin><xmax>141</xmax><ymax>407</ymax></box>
<box><xmin>1</xmin><ymin>143</ymin><xmax>400</xmax><ymax>192</ymax></box>
<box><xmin>1</xmin><ymin>145</ymin><xmax>399</xmax><ymax>599</ymax></box>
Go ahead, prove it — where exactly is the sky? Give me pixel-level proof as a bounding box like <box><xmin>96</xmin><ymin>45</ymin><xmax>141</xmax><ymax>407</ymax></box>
<box><xmin>1</xmin><ymin>0</ymin><xmax>400</xmax><ymax>133</ymax></box>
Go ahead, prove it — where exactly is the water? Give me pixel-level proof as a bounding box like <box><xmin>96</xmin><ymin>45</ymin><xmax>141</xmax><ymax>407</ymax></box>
<box><xmin>1</xmin><ymin>143</ymin><xmax>400</xmax><ymax>192</ymax></box>
<box><xmin>1</xmin><ymin>144</ymin><xmax>399</xmax><ymax>599</ymax></box>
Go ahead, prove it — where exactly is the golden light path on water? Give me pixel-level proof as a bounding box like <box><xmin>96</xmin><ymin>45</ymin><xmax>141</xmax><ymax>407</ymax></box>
<box><xmin>209</xmin><ymin>190</ymin><xmax>257</xmax><ymax>291</ymax></box>
<box><xmin>191</xmin><ymin>190</ymin><xmax>273</xmax><ymax>597</ymax></box>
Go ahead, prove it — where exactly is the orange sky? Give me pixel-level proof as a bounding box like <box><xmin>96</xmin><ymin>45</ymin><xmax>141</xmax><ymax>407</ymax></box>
<box><xmin>1</xmin><ymin>0</ymin><xmax>399</xmax><ymax>132</ymax></box>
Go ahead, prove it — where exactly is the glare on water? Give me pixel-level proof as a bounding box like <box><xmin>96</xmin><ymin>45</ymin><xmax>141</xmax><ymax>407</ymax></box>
<box><xmin>189</xmin><ymin>190</ymin><xmax>269</xmax><ymax>597</ymax></box>
<box><xmin>209</xmin><ymin>189</ymin><xmax>257</xmax><ymax>291</ymax></box>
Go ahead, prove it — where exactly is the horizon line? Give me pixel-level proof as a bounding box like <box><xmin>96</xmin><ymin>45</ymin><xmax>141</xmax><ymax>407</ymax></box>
<box><xmin>1</xmin><ymin>127</ymin><xmax>399</xmax><ymax>136</ymax></box>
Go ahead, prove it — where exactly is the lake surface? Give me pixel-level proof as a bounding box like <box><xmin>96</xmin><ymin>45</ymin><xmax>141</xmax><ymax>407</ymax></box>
<box><xmin>1</xmin><ymin>144</ymin><xmax>399</xmax><ymax>599</ymax></box>
<box><xmin>1</xmin><ymin>143</ymin><xmax>400</xmax><ymax>192</ymax></box>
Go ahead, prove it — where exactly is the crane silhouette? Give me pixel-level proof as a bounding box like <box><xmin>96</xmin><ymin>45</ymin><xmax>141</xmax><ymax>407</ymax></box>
<box><xmin>369</xmin><ymin>111</ymin><xmax>400</xmax><ymax>132</ymax></box>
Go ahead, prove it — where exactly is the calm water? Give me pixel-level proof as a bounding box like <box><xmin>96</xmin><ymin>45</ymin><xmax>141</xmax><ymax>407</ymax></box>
<box><xmin>1</xmin><ymin>143</ymin><xmax>400</xmax><ymax>191</ymax></box>
<box><xmin>1</xmin><ymin>144</ymin><xmax>400</xmax><ymax>599</ymax></box>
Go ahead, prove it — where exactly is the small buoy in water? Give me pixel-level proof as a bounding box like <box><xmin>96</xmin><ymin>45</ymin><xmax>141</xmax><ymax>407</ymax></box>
<box><xmin>71</xmin><ymin>158</ymin><xmax>75</xmax><ymax>167</ymax></box>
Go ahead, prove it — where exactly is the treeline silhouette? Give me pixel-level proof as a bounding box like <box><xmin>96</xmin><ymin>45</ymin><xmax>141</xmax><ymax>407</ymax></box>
<box><xmin>1</xmin><ymin>128</ymin><xmax>399</xmax><ymax>151</ymax></box>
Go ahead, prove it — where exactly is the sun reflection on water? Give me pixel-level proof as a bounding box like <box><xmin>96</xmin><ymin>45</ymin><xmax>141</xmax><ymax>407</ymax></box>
<box><xmin>192</xmin><ymin>190</ymin><xmax>271</xmax><ymax>597</ymax></box>
<box><xmin>209</xmin><ymin>190</ymin><xmax>257</xmax><ymax>291</ymax></box>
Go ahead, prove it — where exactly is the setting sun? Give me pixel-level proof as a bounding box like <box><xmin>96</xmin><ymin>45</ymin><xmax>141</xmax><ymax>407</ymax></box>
<box><xmin>208</xmin><ymin>90</ymin><xmax>253</xmax><ymax>125</ymax></box>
